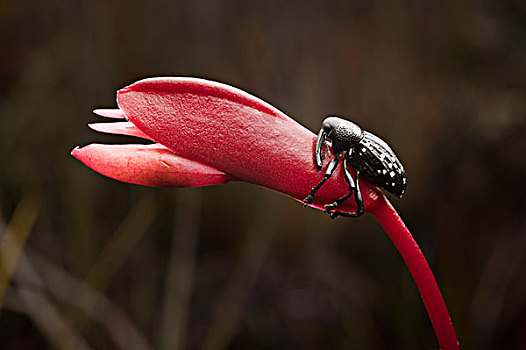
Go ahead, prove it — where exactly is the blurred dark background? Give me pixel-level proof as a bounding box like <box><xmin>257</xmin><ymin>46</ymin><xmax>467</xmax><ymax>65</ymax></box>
<box><xmin>1</xmin><ymin>0</ymin><xmax>525</xmax><ymax>349</ymax></box>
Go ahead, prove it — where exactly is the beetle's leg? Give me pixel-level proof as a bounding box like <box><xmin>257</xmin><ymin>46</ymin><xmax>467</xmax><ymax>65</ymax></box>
<box><xmin>323</xmin><ymin>142</ymin><xmax>332</xmax><ymax>161</ymax></box>
<box><xmin>326</xmin><ymin>170</ymin><xmax>364</xmax><ymax>218</ymax></box>
<box><xmin>324</xmin><ymin>152</ymin><xmax>356</xmax><ymax>211</ymax></box>
<box><xmin>303</xmin><ymin>153</ymin><xmax>340</xmax><ymax>205</ymax></box>
<box><xmin>315</xmin><ymin>129</ymin><xmax>327</xmax><ymax>169</ymax></box>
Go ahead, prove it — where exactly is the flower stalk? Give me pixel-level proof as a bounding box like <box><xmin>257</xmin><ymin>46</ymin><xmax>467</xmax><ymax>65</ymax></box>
<box><xmin>371</xmin><ymin>196</ymin><xmax>459</xmax><ymax>349</ymax></box>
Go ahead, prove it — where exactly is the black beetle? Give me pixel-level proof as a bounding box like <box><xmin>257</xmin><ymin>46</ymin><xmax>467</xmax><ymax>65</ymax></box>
<box><xmin>303</xmin><ymin>116</ymin><xmax>407</xmax><ymax>218</ymax></box>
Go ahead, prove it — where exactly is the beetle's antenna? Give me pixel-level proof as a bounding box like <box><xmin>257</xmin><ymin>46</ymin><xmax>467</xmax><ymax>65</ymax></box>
<box><xmin>315</xmin><ymin>128</ymin><xmax>326</xmax><ymax>169</ymax></box>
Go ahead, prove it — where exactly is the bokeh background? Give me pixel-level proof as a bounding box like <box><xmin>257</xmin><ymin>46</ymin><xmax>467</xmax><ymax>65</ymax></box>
<box><xmin>1</xmin><ymin>0</ymin><xmax>525</xmax><ymax>349</ymax></box>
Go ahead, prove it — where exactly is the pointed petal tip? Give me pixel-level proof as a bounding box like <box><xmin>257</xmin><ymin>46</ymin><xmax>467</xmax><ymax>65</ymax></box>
<box><xmin>88</xmin><ymin>122</ymin><xmax>153</xmax><ymax>140</ymax></box>
<box><xmin>70</xmin><ymin>146</ymin><xmax>81</xmax><ymax>158</ymax></box>
<box><xmin>71</xmin><ymin>145</ymin><xmax>92</xmax><ymax>164</ymax></box>
<box><xmin>93</xmin><ymin>109</ymin><xmax>127</xmax><ymax>119</ymax></box>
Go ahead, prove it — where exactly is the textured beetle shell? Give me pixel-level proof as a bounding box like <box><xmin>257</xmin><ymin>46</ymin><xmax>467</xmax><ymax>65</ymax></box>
<box><xmin>349</xmin><ymin>131</ymin><xmax>407</xmax><ymax>198</ymax></box>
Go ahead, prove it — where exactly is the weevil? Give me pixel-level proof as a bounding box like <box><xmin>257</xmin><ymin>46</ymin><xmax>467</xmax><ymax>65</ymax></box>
<box><xmin>303</xmin><ymin>116</ymin><xmax>407</xmax><ymax>218</ymax></box>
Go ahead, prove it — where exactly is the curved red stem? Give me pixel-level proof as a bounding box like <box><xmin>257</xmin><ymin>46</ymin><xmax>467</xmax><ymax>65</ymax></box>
<box><xmin>371</xmin><ymin>196</ymin><xmax>460</xmax><ymax>349</ymax></box>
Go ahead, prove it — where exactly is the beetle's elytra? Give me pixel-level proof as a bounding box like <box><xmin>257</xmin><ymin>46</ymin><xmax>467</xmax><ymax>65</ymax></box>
<box><xmin>304</xmin><ymin>116</ymin><xmax>407</xmax><ymax>218</ymax></box>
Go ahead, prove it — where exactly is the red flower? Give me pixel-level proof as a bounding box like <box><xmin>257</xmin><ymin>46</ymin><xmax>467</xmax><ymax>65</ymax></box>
<box><xmin>71</xmin><ymin>77</ymin><xmax>459</xmax><ymax>349</ymax></box>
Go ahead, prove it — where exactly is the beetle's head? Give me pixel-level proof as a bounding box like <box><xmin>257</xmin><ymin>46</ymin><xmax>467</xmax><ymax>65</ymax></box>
<box><xmin>315</xmin><ymin>116</ymin><xmax>363</xmax><ymax>169</ymax></box>
<box><xmin>322</xmin><ymin>116</ymin><xmax>363</xmax><ymax>144</ymax></box>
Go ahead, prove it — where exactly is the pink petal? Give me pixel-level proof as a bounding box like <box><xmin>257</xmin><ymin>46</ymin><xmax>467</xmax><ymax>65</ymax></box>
<box><xmin>93</xmin><ymin>109</ymin><xmax>127</xmax><ymax>119</ymax></box>
<box><xmin>117</xmin><ymin>77</ymin><xmax>382</xmax><ymax>212</ymax></box>
<box><xmin>89</xmin><ymin>122</ymin><xmax>154</xmax><ymax>140</ymax></box>
<box><xmin>71</xmin><ymin>144</ymin><xmax>233</xmax><ymax>187</ymax></box>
